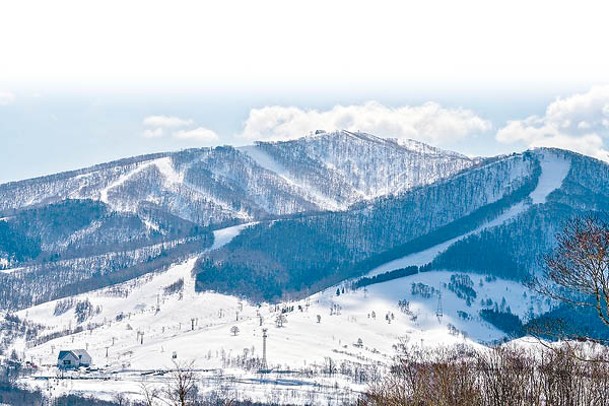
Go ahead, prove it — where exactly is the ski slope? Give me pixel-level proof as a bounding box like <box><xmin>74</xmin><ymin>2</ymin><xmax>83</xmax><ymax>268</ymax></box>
<box><xmin>530</xmin><ymin>151</ymin><xmax>571</xmax><ymax>204</ymax></box>
<box><xmin>368</xmin><ymin>151</ymin><xmax>571</xmax><ymax>276</ymax></box>
<box><xmin>99</xmin><ymin>161</ymin><xmax>156</xmax><ymax>205</ymax></box>
<box><xmin>15</xmin><ymin>255</ymin><xmax>550</xmax><ymax>403</ymax></box>
<box><xmin>368</xmin><ymin>202</ymin><xmax>528</xmax><ymax>275</ymax></box>
<box><xmin>99</xmin><ymin>157</ymin><xmax>185</xmax><ymax>206</ymax></box>
<box><xmin>210</xmin><ymin>222</ymin><xmax>258</xmax><ymax>250</ymax></box>
<box><xmin>240</xmin><ymin>145</ymin><xmax>346</xmax><ymax>211</ymax></box>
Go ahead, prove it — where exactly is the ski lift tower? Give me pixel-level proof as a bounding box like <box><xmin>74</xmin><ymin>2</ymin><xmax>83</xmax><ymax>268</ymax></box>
<box><xmin>262</xmin><ymin>328</ymin><xmax>268</xmax><ymax>370</ymax></box>
<box><xmin>436</xmin><ymin>290</ymin><xmax>443</xmax><ymax>322</ymax></box>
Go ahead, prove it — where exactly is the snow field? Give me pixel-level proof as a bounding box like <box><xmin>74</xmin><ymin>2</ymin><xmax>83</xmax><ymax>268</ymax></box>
<box><xmin>16</xmin><ymin>257</ymin><xmax>549</xmax><ymax>403</ymax></box>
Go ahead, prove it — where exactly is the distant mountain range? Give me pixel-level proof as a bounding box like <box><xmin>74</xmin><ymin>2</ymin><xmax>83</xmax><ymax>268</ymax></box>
<box><xmin>0</xmin><ymin>130</ymin><xmax>607</xmax><ymax>310</ymax></box>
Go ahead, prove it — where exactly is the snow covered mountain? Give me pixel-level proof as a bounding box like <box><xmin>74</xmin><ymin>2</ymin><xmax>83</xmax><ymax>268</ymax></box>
<box><xmin>196</xmin><ymin>148</ymin><xmax>591</xmax><ymax>300</ymax></box>
<box><xmin>0</xmin><ymin>130</ymin><xmax>477</xmax><ymax>226</ymax></box>
<box><xmin>2</xmin><ymin>133</ymin><xmax>609</xmax><ymax>403</ymax></box>
<box><xmin>0</xmin><ymin>131</ymin><xmax>478</xmax><ymax>310</ymax></box>
<box><xmin>1</xmin><ymin>133</ymin><xmax>608</xmax><ymax>330</ymax></box>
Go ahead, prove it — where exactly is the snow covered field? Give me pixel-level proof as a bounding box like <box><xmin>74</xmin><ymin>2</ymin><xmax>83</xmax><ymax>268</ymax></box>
<box><xmin>13</xmin><ymin>253</ymin><xmax>550</xmax><ymax>404</ymax></box>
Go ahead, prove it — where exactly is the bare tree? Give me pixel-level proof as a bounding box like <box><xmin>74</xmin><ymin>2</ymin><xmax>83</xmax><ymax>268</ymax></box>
<box><xmin>162</xmin><ymin>360</ymin><xmax>198</xmax><ymax>406</ymax></box>
<box><xmin>230</xmin><ymin>325</ymin><xmax>240</xmax><ymax>336</ymax></box>
<box><xmin>541</xmin><ymin>217</ymin><xmax>609</xmax><ymax>326</ymax></box>
<box><xmin>524</xmin><ymin>216</ymin><xmax>609</xmax><ymax>361</ymax></box>
<box><xmin>140</xmin><ymin>382</ymin><xmax>160</xmax><ymax>406</ymax></box>
<box><xmin>113</xmin><ymin>392</ymin><xmax>131</xmax><ymax>406</ymax></box>
<box><xmin>275</xmin><ymin>314</ymin><xmax>287</xmax><ymax>328</ymax></box>
<box><xmin>363</xmin><ymin>342</ymin><xmax>609</xmax><ymax>406</ymax></box>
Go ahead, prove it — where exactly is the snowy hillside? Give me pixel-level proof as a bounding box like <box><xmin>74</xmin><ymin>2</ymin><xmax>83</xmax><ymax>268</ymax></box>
<box><xmin>367</xmin><ymin>149</ymin><xmax>572</xmax><ymax>276</ymax></box>
<box><xmin>195</xmin><ymin>147</ymin><xmax>609</xmax><ymax>307</ymax></box>
<box><xmin>195</xmin><ymin>148</ymin><xmax>545</xmax><ymax>300</ymax></box>
<box><xmin>0</xmin><ymin>132</ymin><xmax>479</xmax><ymax>312</ymax></box>
<box><xmin>246</xmin><ymin>131</ymin><xmax>478</xmax><ymax>207</ymax></box>
<box><xmin>1</xmin><ymin>141</ymin><xmax>607</xmax><ymax>403</ymax></box>
<box><xmin>14</xmin><ymin>253</ymin><xmax>550</xmax><ymax>404</ymax></box>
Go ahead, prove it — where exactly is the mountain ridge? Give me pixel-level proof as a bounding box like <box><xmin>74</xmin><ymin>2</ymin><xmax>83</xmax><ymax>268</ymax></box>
<box><xmin>0</xmin><ymin>131</ymin><xmax>480</xmax><ymax>310</ymax></box>
<box><xmin>194</xmin><ymin>147</ymin><xmax>609</xmax><ymax>302</ymax></box>
<box><xmin>0</xmin><ymin>130</ymin><xmax>479</xmax><ymax>219</ymax></box>
<box><xmin>0</xmin><ymin>132</ymin><xmax>605</xmax><ymax>311</ymax></box>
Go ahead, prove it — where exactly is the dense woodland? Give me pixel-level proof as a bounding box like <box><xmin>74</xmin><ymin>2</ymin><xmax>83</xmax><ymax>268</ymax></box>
<box><xmin>195</xmin><ymin>153</ymin><xmax>540</xmax><ymax>301</ymax></box>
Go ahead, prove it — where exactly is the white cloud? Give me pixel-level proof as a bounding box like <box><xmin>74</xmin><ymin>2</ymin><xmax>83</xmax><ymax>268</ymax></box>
<box><xmin>142</xmin><ymin>115</ymin><xmax>193</xmax><ymax>128</ymax></box>
<box><xmin>173</xmin><ymin>127</ymin><xmax>219</xmax><ymax>142</ymax></box>
<box><xmin>0</xmin><ymin>91</ymin><xmax>15</xmax><ymax>106</ymax></box>
<box><xmin>142</xmin><ymin>127</ymin><xmax>164</xmax><ymax>138</ymax></box>
<box><xmin>240</xmin><ymin>101</ymin><xmax>491</xmax><ymax>144</ymax></box>
<box><xmin>141</xmin><ymin>114</ymin><xmax>218</xmax><ymax>144</ymax></box>
<box><xmin>496</xmin><ymin>86</ymin><xmax>609</xmax><ymax>161</ymax></box>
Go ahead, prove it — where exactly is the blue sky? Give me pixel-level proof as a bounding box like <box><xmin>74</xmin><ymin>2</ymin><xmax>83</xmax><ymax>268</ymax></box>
<box><xmin>1</xmin><ymin>1</ymin><xmax>609</xmax><ymax>183</ymax></box>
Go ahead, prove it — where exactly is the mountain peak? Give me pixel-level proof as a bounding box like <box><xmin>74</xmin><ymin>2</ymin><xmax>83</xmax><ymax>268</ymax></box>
<box><xmin>256</xmin><ymin>129</ymin><xmax>473</xmax><ymax>160</ymax></box>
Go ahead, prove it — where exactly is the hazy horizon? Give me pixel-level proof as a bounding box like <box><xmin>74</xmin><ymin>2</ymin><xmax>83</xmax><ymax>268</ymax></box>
<box><xmin>2</xmin><ymin>1</ymin><xmax>609</xmax><ymax>183</ymax></box>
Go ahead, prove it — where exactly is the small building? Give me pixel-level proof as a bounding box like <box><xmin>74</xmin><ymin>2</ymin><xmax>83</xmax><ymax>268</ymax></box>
<box><xmin>57</xmin><ymin>349</ymin><xmax>92</xmax><ymax>369</ymax></box>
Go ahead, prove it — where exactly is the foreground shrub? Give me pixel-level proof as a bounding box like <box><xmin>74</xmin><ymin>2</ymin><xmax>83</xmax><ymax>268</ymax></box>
<box><xmin>363</xmin><ymin>340</ymin><xmax>609</xmax><ymax>406</ymax></box>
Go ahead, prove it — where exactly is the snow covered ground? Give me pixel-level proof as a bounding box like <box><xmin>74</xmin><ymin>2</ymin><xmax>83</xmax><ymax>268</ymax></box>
<box><xmin>529</xmin><ymin>151</ymin><xmax>571</xmax><ymax>205</ymax></box>
<box><xmin>14</xmin><ymin>254</ymin><xmax>549</xmax><ymax>403</ymax></box>
<box><xmin>210</xmin><ymin>222</ymin><xmax>258</xmax><ymax>250</ymax></box>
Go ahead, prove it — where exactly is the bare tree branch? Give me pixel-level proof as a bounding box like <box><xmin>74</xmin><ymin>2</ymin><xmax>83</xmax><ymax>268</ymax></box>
<box><xmin>537</xmin><ymin>216</ymin><xmax>609</xmax><ymax>327</ymax></box>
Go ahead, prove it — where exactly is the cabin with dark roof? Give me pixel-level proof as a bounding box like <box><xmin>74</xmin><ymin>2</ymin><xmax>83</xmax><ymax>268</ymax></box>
<box><xmin>57</xmin><ymin>349</ymin><xmax>92</xmax><ymax>369</ymax></box>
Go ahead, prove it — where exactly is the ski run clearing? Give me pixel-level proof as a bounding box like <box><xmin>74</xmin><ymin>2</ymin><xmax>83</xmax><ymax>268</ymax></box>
<box><xmin>368</xmin><ymin>150</ymin><xmax>571</xmax><ymax>276</ymax></box>
<box><xmin>239</xmin><ymin>144</ymin><xmax>347</xmax><ymax>212</ymax></box>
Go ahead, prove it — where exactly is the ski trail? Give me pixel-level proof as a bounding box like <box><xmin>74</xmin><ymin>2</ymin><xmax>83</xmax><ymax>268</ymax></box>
<box><xmin>99</xmin><ymin>161</ymin><xmax>157</xmax><ymax>204</ymax></box>
<box><xmin>210</xmin><ymin>222</ymin><xmax>258</xmax><ymax>251</ymax></box>
<box><xmin>154</xmin><ymin>157</ymin><xmax>184</xmax><ymax>186</ymax></box>
<box><xmin>239</xmin><ymin>145</ymin><xmax>345</xmax><ymax>211</ymax></box>
<box><xmin>368</xmin><ymin>202</ymin><xmax>528</xmax><ymax>275</ymax></box>
<box><xmin>367</xmin><ymin>151</ymin><xmax>571</xmax><ymax>276</ymax></box>
<box><xmin>530</xmin><ymin>151</ymin><xmax>571</xmax><ymax>204</ymax></box>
